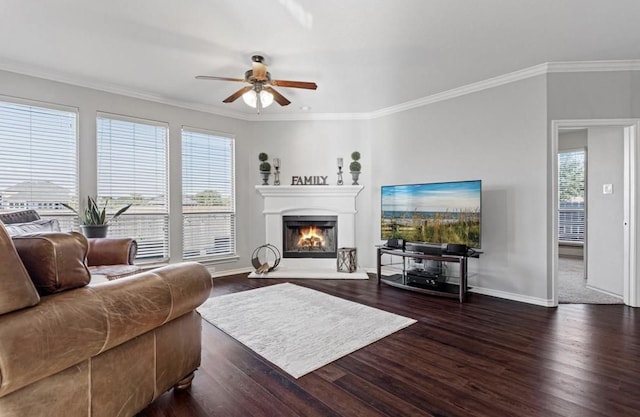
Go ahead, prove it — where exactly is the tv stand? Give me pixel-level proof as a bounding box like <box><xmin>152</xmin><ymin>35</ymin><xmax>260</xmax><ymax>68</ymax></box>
<box><xmin>376</xmin><ymin>247</ymin><xmax>480</xmax><ymax>303</ymax></box>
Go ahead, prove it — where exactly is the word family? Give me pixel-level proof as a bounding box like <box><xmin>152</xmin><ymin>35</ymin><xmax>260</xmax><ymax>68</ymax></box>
<box><xmin>290</xmin><ymin>175</ymin><xmax>329</xmax><ymax>186</ymax></box>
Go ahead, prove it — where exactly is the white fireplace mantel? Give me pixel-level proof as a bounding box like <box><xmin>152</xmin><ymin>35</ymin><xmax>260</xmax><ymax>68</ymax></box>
<box><xmin>253</xmin><ymin>185</ymin><xmax>366</xmax><ymax>278</ymax></box>
<box><xmin>255</xmin><ymin>185</ymin><xmax>364</xmax><ymax>253</ymax></box>
<box><xmin>255</xmin><ymin>185</ymin><xmax>364</xmax><ymax>197</ymax></box>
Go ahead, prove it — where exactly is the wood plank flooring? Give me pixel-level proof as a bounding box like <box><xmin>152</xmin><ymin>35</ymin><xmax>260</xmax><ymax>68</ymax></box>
<box><xmin>139</xmin><ymin>274</ymin><xmax>640</xmax><ymax>417</ymax></box>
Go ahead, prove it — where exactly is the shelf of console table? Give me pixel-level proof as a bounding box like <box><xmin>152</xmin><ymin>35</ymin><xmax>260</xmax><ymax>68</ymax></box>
<box><xmin>376</xmin><ymin>247</ymin><xmax>478</xmax><ymax>303</ymax></box>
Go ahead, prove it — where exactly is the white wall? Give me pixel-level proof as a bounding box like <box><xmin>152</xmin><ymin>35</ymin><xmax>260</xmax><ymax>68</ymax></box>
<box><xmin>586</xmin><ymin>127</ymin><xmax>624</xmax><ymax>296</ymax></box>
<box><xmin>368</xmin><ymin>75</ymin><xmax>549</xmax><ymax>302</ymax></box>
<box><xmin>558</xmin><ymin>129</ymin><xmax>587</xmax><ymax>151</ymax></box>
<box><xmin>547</xmin><ymin>71</ymin><xmax>640</xmax><ymax>304</ymax></box>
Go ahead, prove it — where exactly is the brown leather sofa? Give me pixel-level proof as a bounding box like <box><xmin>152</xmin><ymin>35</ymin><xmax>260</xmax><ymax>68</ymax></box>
<box><xmin>0</xmin><ymin>222</ymin><xmax>213</xmax><ymax>417</ymax></box>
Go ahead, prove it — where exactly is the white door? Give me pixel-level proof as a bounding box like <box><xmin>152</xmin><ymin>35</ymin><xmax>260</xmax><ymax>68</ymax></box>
<box><xmin>586</xmin><ymin>127</ymin><xmax>624</xmax><ymax>296</ymax></box>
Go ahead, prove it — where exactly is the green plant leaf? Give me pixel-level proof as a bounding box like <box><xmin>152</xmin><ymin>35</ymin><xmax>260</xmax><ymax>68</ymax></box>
<box><xmin>62</xmin><ymin>195</ymin><xmax>132</xmax><ymax>225</ymax></box>
<box><xmin>108</xmin><ymin>203</ymin><xmax>132</xmax><ymax>223</ymax></box>
<box><xmin>60</xmin><ymin>202</ymin><xmax>78</xmax><ymax>215</ymax></box>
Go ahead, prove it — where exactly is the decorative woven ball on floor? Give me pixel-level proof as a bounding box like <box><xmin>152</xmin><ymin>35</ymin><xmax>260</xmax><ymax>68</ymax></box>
<box><xmin>251</xmin><ymin>244</ymin><xmax>281</xmax><ymax>273</ymax></box>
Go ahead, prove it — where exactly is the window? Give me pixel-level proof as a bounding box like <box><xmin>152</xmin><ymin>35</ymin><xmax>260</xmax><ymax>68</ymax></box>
<box><xmin>558</xmin><ymin>149</ymin><xmax>585</xmax><ymax>243</ymax></box>
<box><xmin>182</xmin><ymin>128</ymin><xmax>235</xmax><ymax>260</ymax></box>
<box><xmin>0</xmin><ymin>99</ymin><xmax>77</xmax><ymax>229</ymax></box>
<box><xmin>97</xmin><ymin>114</ymin><xmax>168</xmax><ymax>262</ymax></box>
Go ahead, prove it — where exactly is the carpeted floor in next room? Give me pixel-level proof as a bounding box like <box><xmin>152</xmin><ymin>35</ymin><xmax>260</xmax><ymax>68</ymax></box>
<box><xmin>558</xmin><ymin>257</ymin><xmax>623</xmax><ymax>304</ymax></box>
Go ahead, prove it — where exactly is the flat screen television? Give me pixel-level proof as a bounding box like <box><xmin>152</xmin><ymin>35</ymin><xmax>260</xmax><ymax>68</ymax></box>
<box><xmin>381</xmin><ymin>180</ymin><xmax>481</xmax><ymax>249</ymax></box>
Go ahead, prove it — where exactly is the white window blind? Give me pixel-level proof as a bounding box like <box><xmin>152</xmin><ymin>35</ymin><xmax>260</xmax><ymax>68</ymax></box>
<box><xmin>558</xmin><ymin>149</ymin><xmax>585</xmax><ymax>243</ymax></box>
<box><xmin>182</xmin><ymin>128</ymin><xmax>235</xmax><ymax>259</ymax></box>
<box><xmin>0</xmin><ymin>99</ymin><xmax>77</xmax><ymax>229</ymax></box>
<box><xmin>97</xmin><ymin>115</ymin><xmax>169</xmax><ymax>262</ymax></box>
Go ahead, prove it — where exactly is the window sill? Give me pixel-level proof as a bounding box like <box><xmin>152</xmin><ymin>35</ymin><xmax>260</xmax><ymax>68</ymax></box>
<box><xmin>559</xmin><ymin>241</ymin><xmax>584</xmax><ymax>247</ymax></box>
<box><xmin>188</xmin><ymin>255</ymin><xmax>240</xmax><ymax>266</ymax></box>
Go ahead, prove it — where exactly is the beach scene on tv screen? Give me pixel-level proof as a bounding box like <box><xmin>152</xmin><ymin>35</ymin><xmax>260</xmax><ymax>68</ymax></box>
<box><xmin>381</xmin><ymin>180</ymin><xmax>481</xmax><ymax>248</ymax></box>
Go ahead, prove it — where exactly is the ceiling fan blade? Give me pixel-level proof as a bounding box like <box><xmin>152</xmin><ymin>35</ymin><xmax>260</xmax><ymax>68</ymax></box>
<box><xmin>223</xmin><ymin>86</ymin><xmax>253</xmax><ymax>103</ymax></box>
<box><xmin>264</xmin><ymin>86</ymin><xmax>291</xmax><ymax>106</ymax></box>
<box><xmin>252</xmin><ymin>61</ymin><xmax>268</xmax><ymax>81</ymax></box>
<box><xmin>196</xmin><ymin>75</ymin><xmax>246</xmax><ymax>82</ymax></box>
<box><xmin>270</xmin><ymin>80</ymin><xmax>317</xmax><ymax>90</ymax></box>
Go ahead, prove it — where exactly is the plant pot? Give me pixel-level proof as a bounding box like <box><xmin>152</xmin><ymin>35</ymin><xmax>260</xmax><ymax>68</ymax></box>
<box><xmin>260</xmin><ymin>171</ymin><xmax>271</xmax><ymax>185</ymax></box>
<box><xmin>80</xmin><ymin>224</ymin><xmax>109</xmax><ymax>238</ymax></box>
<box><xmin>350</xmin><ymin>171</ymin><xmax>361</xmax><ymax>185</ymax></box>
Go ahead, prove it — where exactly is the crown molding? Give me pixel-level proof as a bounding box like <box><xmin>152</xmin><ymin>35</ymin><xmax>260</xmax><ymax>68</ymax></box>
<box><xmin>547</xmin><ymin>59</ymin><xmax>640</xmax><ymax>73</ymax></box>
<box><xmin>249</xmin><ymin>111</ymin><xmax>371</xmax><ymax>122</ymax></box>
<box><xmin>2</xmin><ymin>58</ymin><xmax>639</xmax><ymax>122</ymax></box>
<box><xmin>0</xmin><ymin>58</ymin><xmax>253</xmax><ymax>121</ymax></box>
<box><xmin>232</xmin><ymin>59</ymin><xmax>640</xmax><ymax>121</ymax></box>
<box><xmin>369</xmin><ymin>63</ymin><xmax>550</xmax><ymax>119</ymax></box>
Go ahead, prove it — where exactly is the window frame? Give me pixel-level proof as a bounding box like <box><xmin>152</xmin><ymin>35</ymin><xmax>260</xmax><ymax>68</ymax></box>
<box><xmin>0</xmin><ymin>95</ymin><xmax>79</xmax><ymax>229</ymax></box>
<box><xmin>558</xmin><ymin>147</ymin><xmax>586</xmax><ymax>245</ymax></box>
<box><xmin>96</xmin><ymin>112</ymin><xmax>170</xmax><ymax>263</ymax></box>
<box><xmin>181</xmin><ymin>126</ymin><xmax>237</xmax><ymax>262</ymax></box>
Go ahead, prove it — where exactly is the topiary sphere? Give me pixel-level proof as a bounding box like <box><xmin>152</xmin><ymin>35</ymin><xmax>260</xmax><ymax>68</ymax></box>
<box><xmin>258</xmin><ymin>152</ymin><xmax>269</xmax><ymax>161</ymax></box>
<box><xmin>260</xmin><ymin>161</ymin><xmax>271</xmax><ymax>171</ymax></box>
<box><xmin>351</xmin><ymin>151</ymin><xmax>361</xmax><ymax>161</ymax></box>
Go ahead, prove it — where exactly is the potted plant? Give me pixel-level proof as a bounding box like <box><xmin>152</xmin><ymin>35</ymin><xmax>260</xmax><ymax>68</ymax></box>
<box><xmin>349</xmin><ymin>151</ymin><xmax>361</xmax><ymax>185</ymax></box>
<box><xmin>259</xmin><ymin>152</ymin><xmax>271</xmax><ymax>185</ymax></box>
<box><xmin>62</xmin><ymin>196</ymin><xmax>132</xmax><ymax>238</ymax></box>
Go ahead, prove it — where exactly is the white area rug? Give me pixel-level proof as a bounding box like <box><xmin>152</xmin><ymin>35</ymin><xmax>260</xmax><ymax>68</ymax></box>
<box><xmin>198</xmin><ymin>283</ymin><xmax>416</xmax><ymax>378</ymax></box>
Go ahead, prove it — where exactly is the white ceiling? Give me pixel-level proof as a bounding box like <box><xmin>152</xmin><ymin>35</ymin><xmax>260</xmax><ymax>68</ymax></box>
<box><xmin>1</xmin><ymin>0</ymin><xmax>640</xmax><ymax>118</ymax></box>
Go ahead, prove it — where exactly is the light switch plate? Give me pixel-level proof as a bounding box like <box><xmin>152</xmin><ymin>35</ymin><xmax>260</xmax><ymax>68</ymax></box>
<box><xmin>603</xmin><ymin>184</ymin><xmax>613</xmax><ymax>194</ymax></box>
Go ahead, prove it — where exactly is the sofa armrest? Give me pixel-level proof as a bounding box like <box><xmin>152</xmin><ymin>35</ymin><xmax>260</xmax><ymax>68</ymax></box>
<box><xmin>86</xmin><ymin>238</ymin><xmax>137</xmax><ymax>266</ymax></box>
<box><xmin>88</xmin><ymin>262</ymin><xmax>212</xmax><ymax>351</ymax></box>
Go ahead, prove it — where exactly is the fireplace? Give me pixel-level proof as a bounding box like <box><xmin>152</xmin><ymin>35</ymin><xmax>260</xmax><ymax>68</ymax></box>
<box><xmin>282</xmin><ymin>215</ymin><xmax>337</xmax><ymax>258</ymax></box>
<box><xmin>253</xmin><ymin>185</ymin><xmax>364</xmax><ymax>277</ymax></box>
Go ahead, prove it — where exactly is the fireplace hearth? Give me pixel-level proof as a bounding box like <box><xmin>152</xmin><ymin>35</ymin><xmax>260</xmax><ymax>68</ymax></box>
<box><xmin>282</xmin><ymin>215</ymin><xmax>337</xmax><ymax>258</ymax></box>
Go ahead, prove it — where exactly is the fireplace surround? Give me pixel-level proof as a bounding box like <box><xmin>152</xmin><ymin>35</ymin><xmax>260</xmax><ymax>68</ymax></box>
<box><xmin>252</xmin><ymin>185</ymin><xmax>365</xmax><ymax>278</ymax></box>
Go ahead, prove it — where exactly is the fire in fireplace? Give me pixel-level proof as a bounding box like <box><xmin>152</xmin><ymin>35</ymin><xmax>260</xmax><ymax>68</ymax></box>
<box><xmin>282</xmin><ymin>215</ymin><xmax>337</xmax><ymax>258</ymax></box>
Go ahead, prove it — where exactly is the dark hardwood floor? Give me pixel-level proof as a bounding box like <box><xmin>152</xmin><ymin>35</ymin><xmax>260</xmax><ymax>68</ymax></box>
<box><xmin>140</xmin><ymin>274</ymin><xmax>640</xmax><ymax>417</ymax></box>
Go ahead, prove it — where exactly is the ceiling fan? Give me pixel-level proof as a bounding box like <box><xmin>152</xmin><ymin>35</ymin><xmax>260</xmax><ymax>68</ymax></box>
<box><xmin>196</xmin><ymin>55</ymin><xmax>317</xmax><ymax>113</ymax></box>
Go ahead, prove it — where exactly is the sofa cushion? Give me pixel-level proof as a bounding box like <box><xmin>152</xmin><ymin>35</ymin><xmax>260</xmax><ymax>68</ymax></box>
<box><xmin>0</xmin><ymin>209</ymin><xmax>41</xmax><ymax>225</ymax></box>
<box><xmin>0</xmin><ymin>223</ymin><xmax>40</xmax><ymax>315</ymax></box>
<box><xmin>2</xmin><ymin>218</ymin><xmax>60</xmax><ymax>236</ymax></box>
<box><xmin>12</xmin><ymin>232</ymin><xmax>91</xmax><ymax>295</ymax></box>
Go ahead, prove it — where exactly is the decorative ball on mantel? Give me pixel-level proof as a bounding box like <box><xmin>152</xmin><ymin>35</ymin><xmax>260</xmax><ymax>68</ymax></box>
<box><xmin>258</xmin><ymin>152</ymin><xmax>271</xmax><ymax>185</ymax></box>
<box><xmin>349</xmin><ymin>151</ymin><xmax>361</xmax><ymax>185</ymax></box>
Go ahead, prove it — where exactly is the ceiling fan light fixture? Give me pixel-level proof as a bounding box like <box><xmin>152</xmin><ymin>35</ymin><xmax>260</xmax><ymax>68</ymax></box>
<box><xmin>260</xmin><ymin>90</ymin><xmax>274</xmax><ymax>107</ymax></box>
<box><xmin>242</xmin><ymin>89</ymin><xmax>274</xmax><ymax>109</ymax></box>
<box><xmin>196</xmin><ymin>54</ymin><xmax>316</xmax><ymax>111</ymax></box>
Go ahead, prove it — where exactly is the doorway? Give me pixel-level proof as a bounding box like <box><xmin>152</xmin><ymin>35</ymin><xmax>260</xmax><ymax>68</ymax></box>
<box><xmin>551</xmin><ymin>120</ymin><xmax>639</xmax><ymax>307</ymax></box>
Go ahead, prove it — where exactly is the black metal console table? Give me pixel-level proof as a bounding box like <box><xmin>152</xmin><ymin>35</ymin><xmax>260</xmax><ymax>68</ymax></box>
<box><xmin>376</xmin><ymin>247</ymin><xmax>479</xmax><ymax>303</ymax></box>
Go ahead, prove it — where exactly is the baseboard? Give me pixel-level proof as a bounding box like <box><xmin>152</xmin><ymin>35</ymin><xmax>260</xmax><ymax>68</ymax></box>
<box><xmin>585</xmin><ymin>284</ymin><xmax>623</xmax><ymax>300</ymax></box>
<box><xmin>210</xmin><ymin>267</ymin><xmax>554</xmax><ymax>307</ymax></box>
<box><xmin>211</xmin><ymin>266</ymin><xmax>253</xmax><ymax>278</ymax></box>
<box><xmin>469</xmin><ymin>286</ymin><xmax>554</xmax><ymax>307</ymax></box>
